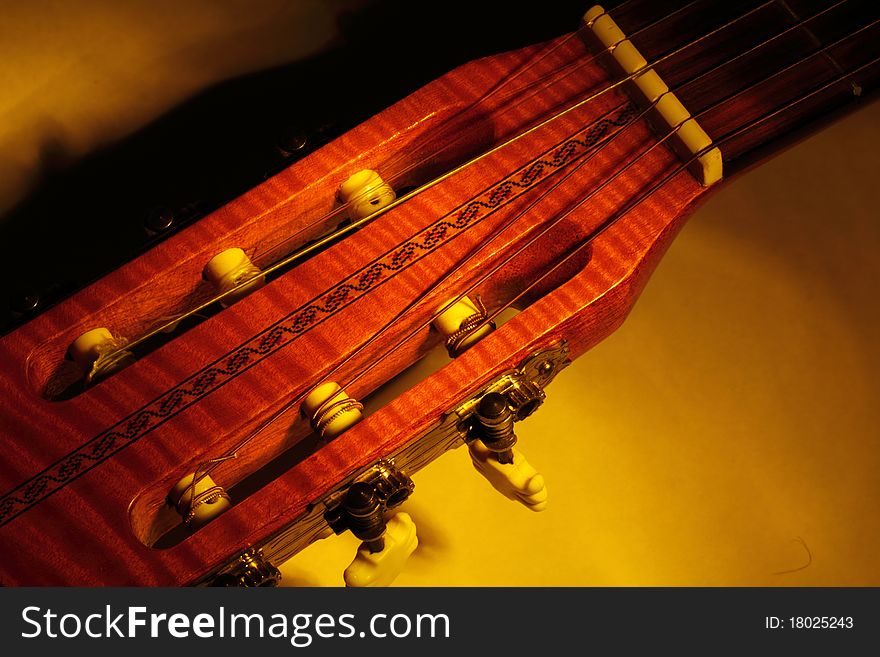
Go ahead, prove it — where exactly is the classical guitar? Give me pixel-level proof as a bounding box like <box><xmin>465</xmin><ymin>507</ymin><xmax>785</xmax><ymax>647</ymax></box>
<box><xmin>0</xmin><ymin>0</ymin><xmax>877</xmax><ymax>586</ymax></box>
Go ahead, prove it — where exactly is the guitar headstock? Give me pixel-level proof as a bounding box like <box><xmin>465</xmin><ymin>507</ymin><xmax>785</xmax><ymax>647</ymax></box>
<box><xmin>0</xmin><ymin>1</ymin><xmax>877</xmax><ymax>586</ymax></box>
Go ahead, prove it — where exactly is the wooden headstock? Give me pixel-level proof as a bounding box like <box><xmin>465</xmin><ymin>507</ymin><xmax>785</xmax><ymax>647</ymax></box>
<box><xmin>0</xmin><ymin>0</ymin><xmax>876</xmax><ymax>586</ymax></box>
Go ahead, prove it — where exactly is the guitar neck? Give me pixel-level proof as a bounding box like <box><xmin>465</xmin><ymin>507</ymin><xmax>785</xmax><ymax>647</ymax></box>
<box><xmin>611</xmin><ymin>0</ymin><xmax>879</xmax><ymax>174</ymax></box>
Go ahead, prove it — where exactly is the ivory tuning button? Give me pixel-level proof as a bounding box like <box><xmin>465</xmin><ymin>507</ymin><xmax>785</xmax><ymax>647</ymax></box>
<box><xmin>68</xmin><ymin>327</ymin><xmax>136</xmax><ymax>382</ymax></box>
<box><xmin>468</xmin><ymin>392</ymin><xmax>547</xmax><ymax>511</ymax></box>
<box><xmin>344</xmin><ymin>512</ymin><xmax>418</xmax><ymax>588</ymax></box>
<box><xmin>337</xmin><ymin>169</ymin><xmax>396</xmax><ymax>220</ymax></box>
<box><xmin>469</xmin><ymin>440</ymin><xmax>548</xmax><ymax>512</ymax></box>
<box><xmin>203</xmin><ymin>247</ymin><xmax>265</xmax><ymax>307</ymax></box>
<box><xmin>301</xmin><ymin>382</ymin><xmax>363</xmax><ymax>440</ymax></box>
<box><xmin>432</xmin><ymin>295</ymin><xmax>495</xmax><ymax>357</ymax></box>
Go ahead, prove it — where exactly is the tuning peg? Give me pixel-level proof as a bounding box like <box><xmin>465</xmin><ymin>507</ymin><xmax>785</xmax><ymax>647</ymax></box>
<box><xmin>322</xmin><ymin>460</ymin><xmax>416</xmax><ymax>586</ymax></box>
<box><xmin>343</xmin><ymin>512</ymin><xmax>418</xmax><ymax>587</ymax></box>
<box><xmin>202</xmin><ymin>247</ymin><xmax>265</xmax><ymax>306</ymax></box>
<box><xmin>301</xmin><ymin>382</ymin><xmax>363</xmax><ymax>440</ymax></box>
<box><xmin>468</xmin><ymin>440</ymin><xmax>547</xmax><ymax>512</ymax></box>
<box><xmin>337</xmin><ymin>169</ymin><xmax>396</xmax><ymax>220</ymax></box>
<box><xmin>466</xmin><ymin>389</ymin><xmax>547</xmax><ymax>510</ymax></box>
<box><xmin>67</xmin><ymin>327</ymin><xmax>136</xmax><ymax>383</ymax></box>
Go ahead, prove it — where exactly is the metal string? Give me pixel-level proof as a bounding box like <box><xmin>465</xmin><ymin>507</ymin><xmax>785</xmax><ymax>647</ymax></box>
<box><xmin>187</xmin><ymin>0</ymin><xmax>869</xmax><ymax>488</ymax></box>
<box><xmin>99</xmin><ymin>0</ymin><xmax>773</xmax><ymax>368</ymax></box>
<box><xmin>179</xmin><ymin>2</ymin><xmax>873</xmax><ymax>508</ymax></box>
<box><xmin>377</xmin><ymin>0</ymin><xmax>704</xmax><ymax>175</ymax></box>
<box><xmin>486</xmin><ymin>0</ymin><xmax>705</xmax><ymax>110</ymax></box>
<box><xmin>475</xmin><ymin>51</ymin><xmax>880</xmax><ymax>331</ymax></box>
<box><xmin>310</xmin><ymin>3</ymin><xmax>875</xmax><ymax>406</ymax></box>
<box><xmin>192</xmin><ymin>99</ymin><xmax>650</xmax><ymax>481</ymax></box>
<box><xmin>336</xmin><ymin>2</ymin><xmax>878</xmax><ymax>387</ymax></box>
<box><xmin>262</xmin><ymin>50</ymin><xmax>880</xmax><ymax>558</ymax></box>
<box><xmin>338</xmin><ymin>1</ymin><xmax>874</xmax><ymax>395</ymax></box>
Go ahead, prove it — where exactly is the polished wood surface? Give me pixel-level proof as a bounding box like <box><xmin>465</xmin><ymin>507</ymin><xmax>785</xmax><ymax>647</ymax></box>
<box><xmin>0</xmin><ymin>1</ymin><xmax>876</xmax><ymax>585</ymax></box>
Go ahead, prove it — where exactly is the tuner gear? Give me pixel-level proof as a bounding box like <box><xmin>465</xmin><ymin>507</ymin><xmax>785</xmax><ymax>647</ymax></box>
<box><xmin>343</xmin><ymin>482</ymin><xmax>387</xmax><ymax>553</ymax></box>
<box><xmin>475</xmin><ymin>392</ymin><xmax>516</xmax><ymax>464</ymax></box>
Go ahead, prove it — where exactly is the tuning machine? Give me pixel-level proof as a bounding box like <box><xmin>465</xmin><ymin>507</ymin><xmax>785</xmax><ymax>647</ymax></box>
<box><xmin>210</xmin><ymin>548</ymin><xmax>282</xmax><ymax>587</ymax></box>
<box><xmin>323</xmin><ymin>460</ymin><xmax>418</xmax><ymax>587</ymax></box>
<box><xmin>202</xmin><ymin>345</ymin><xmax>568</xmax><ymax>587</ymax></box>
<box><xmin>453</xmin><ymin>342</ymin><xmax>569</xmax><ymax>511</ymax></box>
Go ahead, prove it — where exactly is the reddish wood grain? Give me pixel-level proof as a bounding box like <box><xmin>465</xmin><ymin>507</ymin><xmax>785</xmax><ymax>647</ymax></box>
<box><xmin>1</xmin><ymin>2</ymin><xmax>874</xmax><ymax>585</ymax></box>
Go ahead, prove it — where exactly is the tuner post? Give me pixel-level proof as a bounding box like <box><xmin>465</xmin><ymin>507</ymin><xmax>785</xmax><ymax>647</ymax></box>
<box><xmin>337</xmin><ymin>169</ymin><xmax>396</xmax><ymax>220</ymax></box>
<box><xmin>169</xmin><ymin>471</ymin><xmax>232</xmax><ymax>529</ymax></box>
<box><xmin>301</xmin><ymin>382</ymin><xmax>364</xmax><ymax>440</ymax></box>
<box><xmin>203</xmin><ymin>247</ymin><xmax>265</xmax><ymax>307</ymax></box>
<box><xmin>432</xmin><ymin>295</ymin><xmax>495</xmax><ymax>357</ymax></box>
<box><xmin>67</xmin><ymin>327</ymin><xmax>136</xmax><ymax>384</ymax></box>
<box><xmin>343</xmin><ymin>482</ymin><xmax>387</xmax><ymax>553</ymax></box>
<box><xmin>475</xmin><ymin>391</ymin><xmax>516</xmax><ymax>464</ymax></box>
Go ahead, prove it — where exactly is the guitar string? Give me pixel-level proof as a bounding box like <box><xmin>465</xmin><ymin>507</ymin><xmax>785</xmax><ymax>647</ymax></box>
<box><xmin>338</xmin><ymin>0</ymin><xmax>863</xmax><ymax>392</ymax></box>
<box><xmin>211</xmin><ymin>0</ymin><xmax>776</xmax><ymax>292</ymax></box>
<box><xmin>189</xmin><ymin>100</ymin><xmax>649</xmax><ymax>485</ymax></box>
<box><xmin>444</xmin><ymin>0</ymin><xmax>716</xmax><ymax>123</ymax></box>
<box><xmin>491</xmin><ymin>0</ymin><xmax>847</xmax><ymax>112</ymax></box>
<box><xmin>108</xmin><ymin>1</ymin><xmax>695</xmax><ymax>359</ymax></box>
<box><xmin>89</xmin><ymin>31</ymin><xmax>606</xmax><ymax>365</ymax></box>
<box><xmin>340</xmin><ymin>2</ymin><xmax>879</xmax><ymax>393</ymax></box>
<box><xmin>271</xmin><ymin>4</ymin><xmax>871</xmax><ymax>435</ymax></box>
<box><xmin>264</xmin><ymin>52</ymin><xmax>880</xmax><ymax>561</ymax></box>
<box><xmin>230</xmin><ymin>0</ymin><xmax>775</xmax><ymax>272</ymax></box>
<box><xmin>182</xmin><ymin>3</ymin><xmax>871</xmax><ymax>498</ymax></box>
<box><xmin>86</xmin><ymin>32</ymin><xmax>600</xmax><ymax>365</ymax></box>
<box><xmin>248</xmin><ymin>0</ymin><xmax>698</xmax><ymax>262</ymax></box>
<box><xmin>93</xmin><ymin>0</ymin><xmax>776</xmax><ymax>367</ymax></box>
<box><xmin>374</xmin><ymin>0</ymin><xmax>704</xmax><ymax>175</ymax></box>
<box><xmin>184</xmin><ymin>0</ymin><xmax>863</xmax><ymax>491</ymax></box>
<box><xmin>475</xmin><ymin>50</ymin><xmax>880</xmax><ymax>332</ymax></box>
